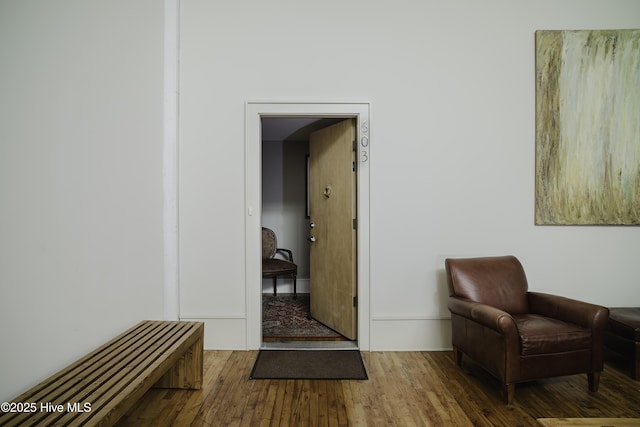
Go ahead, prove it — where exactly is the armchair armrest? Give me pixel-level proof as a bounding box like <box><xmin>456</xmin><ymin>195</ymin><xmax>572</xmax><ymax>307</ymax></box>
<box><xmin>448</xmin><ymin>297</ymin><xmax>518</xmax><ymax>336</ymax></box>
<box><xmin>528</xmin><ymin>292</ymin><xmax>609</xmax><ymax>331</ymax></box>
<box><xmin>276</xmin><ymin>248</ymin><xmax>294</xmax><ymax>263</ymax></box>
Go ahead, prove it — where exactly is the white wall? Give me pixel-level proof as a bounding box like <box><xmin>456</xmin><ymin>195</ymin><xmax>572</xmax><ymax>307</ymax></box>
<box><xmin>179</xmin><ymin>0</ymin><xmax>640</xmax><ymax>350</ymax></box>
<box><xmin>262</xmin><ymin>139</ymin><xmax>310</xmax><ymax>293</ymax></box>
<box><xmin>0</xmin><ymin>1</ymin><xmax>165</xmax><ymax>402</ymax></box>
<box><xmin>1</xmin><ymin>0</ymin><xmax>639</xmax><ymax>402</ymax></box>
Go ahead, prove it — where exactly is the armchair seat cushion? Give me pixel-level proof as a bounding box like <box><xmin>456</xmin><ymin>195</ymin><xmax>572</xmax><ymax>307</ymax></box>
<box><xmin>514</xmin><ymin>314</ymin><xmax>592</xmax><ymax>356</ymax></box>
<box><xmin>262</xmin><ymin>258</ymin><xmax>297</xmax><ymax>277</ymax></box>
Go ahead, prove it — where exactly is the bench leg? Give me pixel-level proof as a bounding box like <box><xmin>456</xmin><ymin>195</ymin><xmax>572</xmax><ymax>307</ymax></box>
<box><xmin>155</xmin><ymin>335</ymin><xmax>204</xmax><ymax>389</ymax></box>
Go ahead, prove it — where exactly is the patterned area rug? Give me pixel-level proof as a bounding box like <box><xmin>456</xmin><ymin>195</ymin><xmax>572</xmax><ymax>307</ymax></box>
<box><xmin>262</xmin><ymin>294</ymin><xmax>343</xmax><ymax>339</ymax></box>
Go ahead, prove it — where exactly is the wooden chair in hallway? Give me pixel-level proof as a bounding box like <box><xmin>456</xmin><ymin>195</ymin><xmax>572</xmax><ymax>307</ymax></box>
<box><xmin>262</xmin><ymin>227</ymin><xmax>297</xmax><ymax>295</ymax></box>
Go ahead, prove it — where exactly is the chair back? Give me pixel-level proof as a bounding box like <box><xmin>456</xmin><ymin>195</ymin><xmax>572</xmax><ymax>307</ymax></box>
<box><xmin>262</xmin><ymin>227</ymin><xmax>277</xmax><ymax>260</ymax></box>
<box><xmin>445</xmin><ymin>255</ymin><xmax>529</xmax><ymax>314</ymax></box>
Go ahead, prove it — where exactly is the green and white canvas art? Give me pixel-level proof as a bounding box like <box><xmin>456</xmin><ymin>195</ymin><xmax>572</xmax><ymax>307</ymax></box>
<box><xmin>535</xmin><ymin>29</ymin><xmax>640</xmax><ymax>225</ymax></box>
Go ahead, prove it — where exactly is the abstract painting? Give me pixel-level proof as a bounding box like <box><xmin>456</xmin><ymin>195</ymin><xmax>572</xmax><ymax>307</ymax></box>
<box><xmin>535</xmin><ymin>29</ymin><xmax>640</xmax><ymax>225</ymax></box>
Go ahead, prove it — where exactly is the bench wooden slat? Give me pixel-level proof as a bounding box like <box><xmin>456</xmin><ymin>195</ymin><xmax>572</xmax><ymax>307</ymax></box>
<box><xmin>50</xmin><ymin>322</ymin><xmax>197</xmax><ymax>425</ymax></box>
<box><xmin>7</xmin><ymin>321</ymin><xmax>160</xmax><ymax>405</ymax></box>
<box><xmin>0</xmin><ymin>321</ymin><xmax>203</xmax><ymax>427</ymax></box>
<box><xmin>4</xmin><ymin>321</ymin><xmax>174</xmax><ymax>426</ymax></box>
<box><xmin>59</xmin><ymin>322</ymin><xmax>203</xmax><ymax>426</ymax></box>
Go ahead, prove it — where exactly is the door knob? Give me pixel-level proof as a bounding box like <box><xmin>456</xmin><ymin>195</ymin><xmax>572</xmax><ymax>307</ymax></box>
<box><xmin>308</xmin><ymin>236</ymin><xmax>316</xmax><ymax>242</ymax></box>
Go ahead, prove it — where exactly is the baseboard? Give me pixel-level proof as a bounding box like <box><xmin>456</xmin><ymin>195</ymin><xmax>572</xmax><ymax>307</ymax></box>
<box><xmin>370</xmin><ymin>317</ymin><xmax>452</xmax><ymax>351</ymax></box>
<box><xmin>262</xmin><ymin>278</ymin><xmax>309</xmax><ymax>294</ymax></box>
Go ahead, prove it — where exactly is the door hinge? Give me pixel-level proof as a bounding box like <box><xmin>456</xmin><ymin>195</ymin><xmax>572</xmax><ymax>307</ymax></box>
<box><xmin>352</xmin><ymin>161</ymin><xmax>356</xmax><ymax>172</ymax></box>
<box><xmin>353</xmin><ymin>218</ymin><xmax>357</xmax><ymax>230</ymax></box>
<box><xmin>353</xmin><ymin>296</ymin><xmax>358</xmax><ymax>307</ymax></box>
<box><xmin>352</xmin><ymin>140</ymin><xmax>357</xmax><ymax>152</ymax></box>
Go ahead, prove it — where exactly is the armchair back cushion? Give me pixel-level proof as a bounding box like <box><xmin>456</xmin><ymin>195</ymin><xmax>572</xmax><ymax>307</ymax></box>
<box><xmin>446</xmin><ymin>255</ymin><xmax>529</xmax><ymax>314</ymax></box>
<box><xmin>262</xmin><ymin>227</ymin><xmax>277</xmax><ymax>260</ymax></box>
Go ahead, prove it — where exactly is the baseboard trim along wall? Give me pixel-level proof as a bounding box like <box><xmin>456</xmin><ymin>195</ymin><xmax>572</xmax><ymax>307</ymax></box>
<box><xmin>180</xmin><ymin>317</ymin><xmax>247</xmax><ymax>349</ymax></box>
<box><xmin>261</xmin><ymin>278</ymin><xmax>309</xmax><ymax>294</ymax></box>
<box><xmin>181</xmin><ymin>314</ymin><xmax>452</xmax><ymax>352</ymax></box>
<box><xmin>370</xmin><ymin>317</ymin><xmax>452</xmax><ymax>351</ymax></box>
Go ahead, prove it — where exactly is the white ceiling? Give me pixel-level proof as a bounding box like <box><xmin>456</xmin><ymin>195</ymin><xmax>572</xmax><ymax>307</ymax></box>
<box><xmin>261</xmin><ymin>117</ymin><xmax>344</xmax><ymax>142</ymax></box>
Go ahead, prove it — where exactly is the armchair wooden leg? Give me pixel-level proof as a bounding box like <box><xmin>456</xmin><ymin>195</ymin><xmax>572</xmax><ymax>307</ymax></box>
<box><xmin>588</xmin><ymin>371</ymin><xmax>601</xmax><ymax>392</ymax></box>
<box><xmin>273</xmin><ymin>277</ymin><xmax>277</xmax><ymax>295</ymax></box>
<box><xmin>293</xmin><ymin>274</ymin><xmax>297</xmax><ymax>296</ymax></box>
<box><xmin>453</xmin><ymin>346</ymin><xmax>463</xmax><ymax>366</ymax></box>
<box><xmin>504</xmin><ymin>383</ymin><xmax>515</xmax><ymax>405</ymax></box>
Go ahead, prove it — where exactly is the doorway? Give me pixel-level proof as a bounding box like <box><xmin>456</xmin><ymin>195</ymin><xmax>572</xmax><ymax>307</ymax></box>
<box><xmin>244</xmin><ymin>102</ymin><xmax>371</xmax><ymax>351</ymax></box>
<box><xmin>261</xmin><ymin>118</ymin><xmax>356</xmax><ymax>344</ymax></box>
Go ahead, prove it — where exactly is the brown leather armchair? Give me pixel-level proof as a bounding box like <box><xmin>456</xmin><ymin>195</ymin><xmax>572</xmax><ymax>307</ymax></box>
<box><xmin>445</xmin><ymin>255</ymin><xmax>609</xmax><ymax>404</ymax></box>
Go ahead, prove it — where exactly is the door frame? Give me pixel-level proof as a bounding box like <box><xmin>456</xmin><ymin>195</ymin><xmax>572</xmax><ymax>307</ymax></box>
<box><xmin>244</xmin><ymin>101</ymin><xmax>371</xmax><ymax>350</ymax></box>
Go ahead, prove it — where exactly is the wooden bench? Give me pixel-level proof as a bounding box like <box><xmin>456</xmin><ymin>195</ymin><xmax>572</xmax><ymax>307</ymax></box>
<box><xmin>0</xmin><ymin>320</ymin><xmax>204</xmax><ymax>426</ymax></box>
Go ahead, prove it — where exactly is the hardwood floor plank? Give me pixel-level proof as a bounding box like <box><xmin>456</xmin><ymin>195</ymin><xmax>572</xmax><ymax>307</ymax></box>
<box><xmin>341</xmin><ymin>379</ymin><xmax>367</xmax><ymax>426</ymax></box>
<box><xmin>115</xmin><ymin>350</ymin><xmax>640</xmax><ymax>426</ymax></box>
<box><xmin>538</xmin><ymin>418</ymin><xmax>640</xmax><ymax>427</ymax></box>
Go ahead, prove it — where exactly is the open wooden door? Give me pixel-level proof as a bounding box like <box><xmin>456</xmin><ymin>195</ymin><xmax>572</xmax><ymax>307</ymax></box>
<box><xmin>308</xmin><ymin>119</ymin><xmax>357</xmax><ymax>340</ymax></box>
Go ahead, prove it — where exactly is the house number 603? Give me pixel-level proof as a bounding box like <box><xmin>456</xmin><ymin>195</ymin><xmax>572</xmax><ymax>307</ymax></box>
<box><xmin>360</xmin><ymin>120</ymin><xmax>369</xmax><ymax>163</ymax></box>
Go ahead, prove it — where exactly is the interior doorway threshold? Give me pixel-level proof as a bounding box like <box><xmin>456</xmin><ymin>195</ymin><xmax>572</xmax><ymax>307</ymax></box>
<box><xmin>261</xmin><ymin>341</ymin><xmax>359</xmax><ymax>350</ymax></box>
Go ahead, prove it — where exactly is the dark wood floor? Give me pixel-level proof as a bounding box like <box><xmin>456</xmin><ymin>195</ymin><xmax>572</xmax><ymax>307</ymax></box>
<box><xmin>115</xmin><ymin>350</ymin><xmax>640</xmax><ymax>426</ymax></box>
